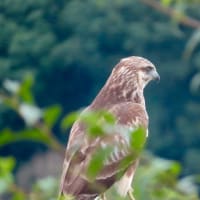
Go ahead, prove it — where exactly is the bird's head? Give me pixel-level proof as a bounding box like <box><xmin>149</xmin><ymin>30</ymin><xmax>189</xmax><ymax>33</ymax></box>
<box><xmin>112</xmin><ymin>56</ymin><xmax>160</xmax><ymax>89</ymax></box>
<box><xmin>92</xmin><ymin>56</ymin><xmax>160</xmax><ymax>108</ymax></box>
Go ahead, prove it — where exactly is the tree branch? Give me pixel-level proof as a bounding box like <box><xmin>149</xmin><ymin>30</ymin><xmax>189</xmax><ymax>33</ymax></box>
<box><xmin>140</xmin><ymin>0</ymin><xmax>200</xmax><ymax>29</ymax></box>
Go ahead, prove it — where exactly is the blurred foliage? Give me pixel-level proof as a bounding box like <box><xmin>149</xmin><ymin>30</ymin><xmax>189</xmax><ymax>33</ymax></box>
<box><xmin>106</xmin><ymin>152</ymin><xmax>200</xmax><ymax>200</ymax></box>
<box><xmin>0</xmin><ymin>0</ymin><xmax>200</xmax><ymax>171</ymax></box>
<box><xmin>0</xmin><ymin>74</ymin><xmax>199</xmax><ymax>199</ymax></box>
<box><xmin>0</xmin><ymin>0</ymin><xmax>200</xmax><ymax>173</ymax></box>
<box><xmin>133</xmin><ymin>153</ymin><xmax>199</xmax><ymax>200</ymax></box>
<box><xmin>0</xmin><ymin>0</ymin><xmax>200</xmax><ymax>199</ymax></box>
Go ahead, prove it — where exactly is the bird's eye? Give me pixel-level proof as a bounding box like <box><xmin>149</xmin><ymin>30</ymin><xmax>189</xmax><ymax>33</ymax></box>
<box><xmin>145</xmin><ymin>66</ymin><xmax>153</xmax><ymax>72</ymax></box>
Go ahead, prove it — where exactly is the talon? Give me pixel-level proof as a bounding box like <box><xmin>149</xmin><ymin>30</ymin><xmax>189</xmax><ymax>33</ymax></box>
<box><xmin>128</xmin><ymin>188</ymin><xmax>135</xmax><ymax>200</ymax></box>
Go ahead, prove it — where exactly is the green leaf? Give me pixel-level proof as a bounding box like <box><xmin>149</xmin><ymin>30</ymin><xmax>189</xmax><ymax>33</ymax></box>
<box><xmin>80</xmin><ymin>110</ymin><xmax>100</xmax><ymax>125</ymax></box>
<box><xmin>98</xmin><ymin>110</ymin><xmax>116</xmax><ymax>125</ymax></box>
<box><xmin>61</xmin><ymin>111</ymin><xmax>80</xmax><ymax>131</ymax></box>
<box><xmin>0</xmin><ymin>157</ymin><xmax>15</xmax><ymax>194</ymax></box>
<box><xmin>161</xmin><ymin>0</ymin><xmax>173</xmax><ymax>6</ymax></box>
<box><xmin>80</xmin><ymin>110</ymin><xmax>103</xmax><ymax>125</ymax></box>
<box><xmin>0</xmin><ymin>173</ymin><xmax>14</xmax><ymax>194</ymax></box>
<box><xmin>0</xmin><ymin>129</ymin><xmax>13</xmax><ymax>146</ymax></box>
<box><xmin>0</xmin><ymin>157</ymin><xmax>15</xmax><ymax>173</ymax></box>
<box><xmin>12</xmin><ymin>191</ymin><xmax>26</xmax><ymax>200</ymax></box>
<box><xmin>0</xmin><ymin>128</ymin><xmax>51</xmax><ymax>147</ymax></box>
<box><xmin>86</xmin><ymin>146</ymin><xmax>112</xmax><ymax>181</ymax></box>
<box><xmin>118</xmin><ymin>154</ymin><xmax>138</xmax><ymax>178</ymax></box>
<box><xmin>18</xmin><ymin>74</ymin><xmax>34</xmax><ymax>103</ymax></box>
<box><xmin>80</xmin><ymin>110</ymin><xmax>116</xmax><ymax>137</ymax></box>
<box><xmin>130</xmin><ymin>127</ymin><xmax>147</xmax><ymax>152</ymax></box>
<box><xmin>43</xmin><ymin>105</ymin><xmax>61</xmax><ymax>128</ymax></box>
<box><xmin>169</xmin><ymin>162</ymin><xmax>181</xmax><ymax>176</ymax></box>
<box><xmin>87</xmin><ymin>124</ymin><xmax>104</xmax><ymax>138</ymax></box>
<box><xmin>19</xmin><ymin>129</ymin><xmax>51</xmax><ymax>144</ymax></box>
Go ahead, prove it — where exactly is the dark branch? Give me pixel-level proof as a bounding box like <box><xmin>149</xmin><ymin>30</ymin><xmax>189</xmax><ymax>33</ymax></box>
<box><xmin>140</xmin><ymin>0</ymin><xmax>200</xmax><ymax>29</ymax></box>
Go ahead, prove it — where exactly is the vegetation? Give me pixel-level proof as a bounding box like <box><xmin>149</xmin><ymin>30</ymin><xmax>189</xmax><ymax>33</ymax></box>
<box><xmin>0</xmin><ymin>0</ymin><xmax>200</xmax><ymax>199</ymax></box>
<box><xmin>0</xmin><ymin>79</ymin><xmax>199</xmax><ymax>199</ymax></box>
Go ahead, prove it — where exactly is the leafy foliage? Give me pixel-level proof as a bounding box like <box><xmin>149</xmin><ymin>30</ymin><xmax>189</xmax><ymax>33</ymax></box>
<box><xmin>133</xmin><ymin>153</ymin><xmax>199</xmax><ymax>200</ymax></box>
<box><xmin>0</xmin><ymin>157</ymin><xmax>15</xmax><ymax>194</ymax></box>
<box><xmin>43</xmin><ymin>105</ymin><xmax>61</xmax><ymax>128</ymax></box>
<box><xmin>0</xmin><ymin>78</ymin><xmax>199</xmax><ymax>199</ymax></box>
<box><xmin>0</xmin><ymin>0</ymin><xmax>200</xmax><ymax>199</ymax></box>
<box><xmin>86</xmin><ymin>146</ymin><xmax>113</xmax><ymax>182</ymax></box>
<box><xmin>0</xmin><ymin>0</ymin><xmax>199</xmax><ymax>175</ymax></box>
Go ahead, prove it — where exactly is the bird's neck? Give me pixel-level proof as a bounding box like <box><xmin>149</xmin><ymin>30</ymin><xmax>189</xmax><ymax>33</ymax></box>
<box><xmin>131</xmin><ymin>88</ymin><xmax>145</xmax><ymax>106</ymax></box>
<box><xmin>91</xmin><ymin>79</ymin><xmax>145</xmax><ymax>109</ymax></box>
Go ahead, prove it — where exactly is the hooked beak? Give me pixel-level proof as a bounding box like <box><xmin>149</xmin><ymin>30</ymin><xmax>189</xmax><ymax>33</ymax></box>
<box><xmin>151</xmin><ymin>70</ymin><xmax>160</xmax><ymax>82</ymax></box>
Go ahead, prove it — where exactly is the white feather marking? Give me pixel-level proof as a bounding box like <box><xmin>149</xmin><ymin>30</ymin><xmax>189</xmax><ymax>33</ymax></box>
<box><xmin>122</xmin><ymin>90</ymin><xmax>127</xmax><ymax>98</ymax></box>
<box><xmin>100</xmin><ymin>141</ymin><xmax>107</xmax><ymax>149</ymax></box>
<box><xmin>121</xmin><ymin>149</ymin><xmax>127</xmax><ymax>156</ymax></box>
<box><xmin>117</xmin><ymin>66</ymin><xmax>131</xmax><ymax>76</ymax></box>
<box><xmin>114</xmin><ymin>173</ymin><xmax>134</xmax><ymax>197</ymax></box>
<box><xmin>120</xmin><ymin>57</ymin><xmax>132</xmax><ymax>62</ymax></box>
<box><xmin>116</xmin><ymin>126</ymin><xmax>130</xmax><ymax>143</ymax></box>
<box><xmin>146</xmin><ymin>129</ymin><xmax>149</xmax><ymax>137</ymax></box>
<box><xmin>110</xmin><ymin>152</ymin><xmax>117</xmax><ymax>162</ymax></box>
<box><xmin>113</xmin><ymin>146</ymin><xmax>119</xmax><ymax>159</ymax></box>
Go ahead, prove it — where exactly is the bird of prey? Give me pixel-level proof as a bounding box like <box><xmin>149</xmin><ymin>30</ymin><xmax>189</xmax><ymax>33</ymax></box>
<box><xmin>59</xmin><ymin>56</ymin><xmax>160</xmax><ymax>200</ymax></box>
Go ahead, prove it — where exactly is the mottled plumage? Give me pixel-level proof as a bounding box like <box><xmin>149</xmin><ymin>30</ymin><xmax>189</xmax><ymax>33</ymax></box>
<box><xmin>59</xmin><ymin>56</ymin><xmax>159</xmax><ymax>200</ymax></box>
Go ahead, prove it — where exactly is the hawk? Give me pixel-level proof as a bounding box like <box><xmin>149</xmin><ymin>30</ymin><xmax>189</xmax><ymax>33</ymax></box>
<box><xmin>59</xmin><ymin>56</ymin><xmax>160</xmax><ymax>200</ymax></box>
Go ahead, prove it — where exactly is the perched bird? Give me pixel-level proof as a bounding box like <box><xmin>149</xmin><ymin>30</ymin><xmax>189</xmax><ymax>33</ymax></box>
<box><xmin>59</xmin><ymin>56</ymin><xmax>160</xmax><ymax>200</ymax></box>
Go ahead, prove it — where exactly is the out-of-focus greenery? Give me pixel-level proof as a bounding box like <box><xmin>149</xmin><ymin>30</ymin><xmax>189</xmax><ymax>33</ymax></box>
<box><xmin>0</xmin><ymin>0</ymin><xmax>200</xmax><ymax>199</ymax></box>
<box><xmin>0</xmin><ymin>76</ymin><xmax>199</xmax><ymax>199</ymax></box>
<box><xmin>0</xmin><ymin>0</ymin><xmax>200</xmax><ymax>173</ymax></box>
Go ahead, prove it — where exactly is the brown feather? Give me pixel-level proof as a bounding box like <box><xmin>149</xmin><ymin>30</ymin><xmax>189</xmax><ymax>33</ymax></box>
<box><xmin>59</xmin><ymin>56</ymin><xmax>159</xmax><ymax>199</ymax></box>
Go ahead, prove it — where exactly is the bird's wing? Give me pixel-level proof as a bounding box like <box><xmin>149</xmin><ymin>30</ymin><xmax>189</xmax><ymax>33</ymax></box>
<box><xmin>93</xmin><ymin>102</ymin><xmax>148</xmax><ymax>182</ymax></box>
<box><xmin>59</xmin><ymin>107</ymin><xmax>90</xmax><ymax>197</ymax></box>
<box><xmin>59</xmin><ymin>102</ymin><xmax>148</xmax><ymax>198</ymax></box>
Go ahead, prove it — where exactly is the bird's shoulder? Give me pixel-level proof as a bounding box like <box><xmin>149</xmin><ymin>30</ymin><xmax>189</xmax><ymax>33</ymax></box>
<box><xmin>68</xmin><ymin>102</ymin><xmax>148</xmax><ymax>145</ymax></box>
<box><xmin>109</xmin><ymin>102</ymin><xmax>148</xmax><ymax>128</ymax></box>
